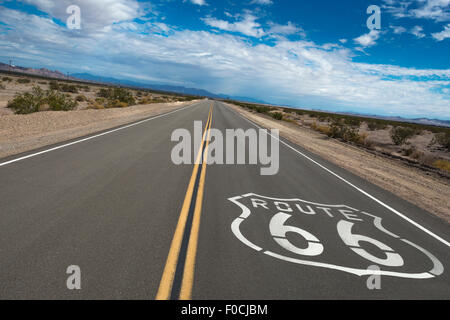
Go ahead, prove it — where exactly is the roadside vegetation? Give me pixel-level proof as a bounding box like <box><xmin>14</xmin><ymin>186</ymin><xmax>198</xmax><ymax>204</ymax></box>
<box><xmin>7</xmin><ymin>86</ymin><xmax>77</xmax><ymax>114</ymax></box>
<box><xmin>3</xmin><ymin>74</ymin><xmax>199</xmax><ymax>115</ymax></box>
<box><xmin>232</xmin><ymin>101</ymin><xmax>450</xmax><ymax>174</ymax></box>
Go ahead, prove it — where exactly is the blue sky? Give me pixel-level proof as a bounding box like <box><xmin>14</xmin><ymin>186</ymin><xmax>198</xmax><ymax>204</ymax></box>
<box><xmin>0</xmin><ymin>0</ymin><xmax>449</xmax><ymax>119</ymax></box>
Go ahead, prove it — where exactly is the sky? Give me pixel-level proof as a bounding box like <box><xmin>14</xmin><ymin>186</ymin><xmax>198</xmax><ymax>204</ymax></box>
<box><xmin>0</xmin><ymin>0</ymin><xmax>449</xmax><ymax>120</ymax></box>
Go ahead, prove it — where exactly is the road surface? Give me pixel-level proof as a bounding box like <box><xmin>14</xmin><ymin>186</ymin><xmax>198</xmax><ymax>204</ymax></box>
<box><xmin>0</xmin><ymin>100</ymin><xmax>449</xmax><ymax>299</ymax></box>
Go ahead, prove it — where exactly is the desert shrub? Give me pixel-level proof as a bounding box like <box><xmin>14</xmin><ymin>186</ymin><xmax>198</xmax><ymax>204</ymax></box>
<box><xmin>97</xmin><ymin>88</ymin><xmax>109</xmax><ymax>98</ymax></box>
<box><xmin>431</xmin><ymin>132</ymin><xmax>450</xmax><ymax>151</ymax></box>
<box><xmin>328</xmin><ymin>122</ymin><xmax>365</xmax><ymax>144</ymax></box>
<box><xmin>38</xmin><ymin>81</ymin><xmax>47</xmax><ymax>85</ymax></box>
<box><xmin>404</xmin><ymin>147</ymin><xmax>416</xmax><ymax>157</ymax></box>
<box><xmin>2</xmin><ymin>77</ymin><xmax>12</xmax><ymax>82</ymax></box>
<box><xmin>46</xmin><ymin>90</ymin><xmax>77</xmax><ymax>111</ymax></box>
<box><xmin>17</xmin><ymin>78</ymin><xmax>31</xmax><ymax>84</ymax></box>
<box><xmin>76</xmin><ymin>95</ymin><xmax>87</xmax><ymax>102</ymax></box>
<box><xmin>390</xmin><ymin>126</ymin><xmax>419</xmax><ymax>145</ymax></box>
<box><xmin>97</xmin><ymin>88</ymin><xmax>135</xmax><ymax>105</ymax></box>
<box><xmin>107</xmin><ymin>99</ymin><xmax>128</xmax><ymax>108</ymax></box>
<box><xmin>89</xmin><ymin>103</ymin><xmax>105</xmax><ymax>109</ymax></box>
<box><xmin>0</xmin><ymin>84</ymin><xmax>5</xmax><ymax>90</ymax></box>
<box><xmin>271</xmin><ymin>112</ymin><xmax>283</xmax><ymax>120</ymax></box>
<box><xmin>411</xmin><ymin>150</ymin><xmax>424</xmax><ymax>160</ymax></box>
<box><xmin>7</xmin><ymin>86</ymin><xmax>46</xmax><ymax>114</ymax></box>
<box><xmin>60</xmin><ymin>83</ymin><xmax>78</xmax><ymax>93</ymax></box>
<box><xmin>419</xmin><ymin>154</ymin><xmax>438</xmax><ymax>166</ymax></box>
<box><xmin>432</xmin><ymin>160</ymin><xmax>450</xmax><ymax>173</ymax></box>
<box><xmin>367</xmin><ymin>121</ymin><xmax>387</xmax><ymax>131</ymax></box>
<box><xmin>311</xmin><ymin>122</ymin><xmax>331</xmax><ymax>135</ymax></box>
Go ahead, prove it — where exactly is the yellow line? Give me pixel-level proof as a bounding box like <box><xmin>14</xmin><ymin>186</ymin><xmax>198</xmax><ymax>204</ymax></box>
<box><xmin>179</xmin><ymin>103</ymin><xmax>213</xmax><ymax>300</ymax></box>
<box><xmin>155</xmin><ymin>106</ymin><xmax>212</xmax><ymax>300</ymax></box>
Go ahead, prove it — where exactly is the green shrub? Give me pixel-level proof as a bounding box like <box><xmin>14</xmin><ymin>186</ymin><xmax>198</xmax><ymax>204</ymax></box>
<box><xmin>76</xmin><ymin>94</ymin><xmax>87</xmax><ymax>102</ymax></box>
<box><xmin>367</xmin><ymin>121</ymin><xmax>388</xmax><ymax>131</ymax></box>
<box><xmin>107</xmin><ymin>99</ymin><xmax>129</xmax><ymax>108</ymax></box>
<box><xmin>327</xmin><ymin>121</ymin><xmax>364</xmax><ymax>144</ymax></box>
<box><xmin>17</xmin><ymin>78</ymin><xmax>31</xmax><ymax>84</ymax></box>
<box><xmin>431</xmin><ymin>132</ymin><xmax>450</xmax><ymax>151</ymax></box>
<box><xmin>390</xmin><ymin>126</ymin><xmax>419</xmax><ymax>145</ymax></box>
<box><xmin>49</xmin><ymin>81</ymin><xmax>59</xmax><ymax>91</ymax></box>
<box><xmin>271</xmin><ymin>112</ymin><xmax>283</xmax><ymax>120</ymax></box>
<box><xmin>7</xmin><ymin>86</ymin><xmax>77</xmax><ymax>113</ymax></box>
<box><xmin>7</xmin><ymin>86</ymin><xmax>46</xmax><ymax>114</ymax></box>
<box><xmin>46</xmin><ymin>90</ymin><xmax>77</xmax><ymax>111</ymax></box>
<box><xmin>97</xmin><ymin>87</ymin><xmax>135</xmax><ymax>105</ymax></box>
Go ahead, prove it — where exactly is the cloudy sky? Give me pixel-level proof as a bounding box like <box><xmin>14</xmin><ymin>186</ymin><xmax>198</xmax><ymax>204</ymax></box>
<box><xmin>0</xmin><ymin>0</ymin><xmax>449</xmax><ymax>119</ymax></box>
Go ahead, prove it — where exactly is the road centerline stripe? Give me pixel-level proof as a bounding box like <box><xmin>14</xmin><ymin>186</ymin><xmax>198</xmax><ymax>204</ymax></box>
<box><xmin>179</xmin><ymin>105</ymin><xmax>213</xmax><ymax>300</ymax></box>
<box><xmin>156</xmin><ymin>104</ymin><xmax>213</xmax><ymax>300</ymax></box>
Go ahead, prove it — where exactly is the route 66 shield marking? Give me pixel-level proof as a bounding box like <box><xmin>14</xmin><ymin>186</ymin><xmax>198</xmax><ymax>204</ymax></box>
<box><xmin>229</xmin><ymin>193</ymin><xmax>444</xmax><ymax>279</ymax></box>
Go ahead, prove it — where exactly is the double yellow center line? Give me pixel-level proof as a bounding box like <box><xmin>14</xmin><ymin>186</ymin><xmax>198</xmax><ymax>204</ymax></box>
<box><xmin>156</xmin><ymin>104</ymin><xmax>213</xmax><ymax>300</ymax></box>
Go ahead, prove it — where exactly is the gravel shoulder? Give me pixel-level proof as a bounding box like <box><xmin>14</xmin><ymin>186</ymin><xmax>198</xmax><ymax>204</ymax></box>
<box><xmin>0</xmin><ymin>100</ymin><xmax>200</xmax><ymax>159</ymax></box>
<box><xmin>227</xmin><ymin>103</ymin><xmax>450</xmax><ymax>223</ymax></box>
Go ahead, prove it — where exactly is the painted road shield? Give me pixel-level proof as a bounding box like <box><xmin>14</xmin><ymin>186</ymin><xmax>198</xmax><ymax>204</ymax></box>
<box><xmin>229</xmin><ymin>193</ymin><xmax>444</xmax><ymax>279</ymax></box>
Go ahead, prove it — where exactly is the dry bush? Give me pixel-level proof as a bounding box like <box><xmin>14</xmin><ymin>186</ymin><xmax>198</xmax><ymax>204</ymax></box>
<box><xmin>432</xmin><ymin>160</ymin><xmax>450</xmax><ymax>173</ymax></box>
<box><xmin>16</xmin><ymin>78</ymin><xmax>31</xmax><ymax>84</ymax></box>
<box><xmin>390</xmin><ymin>126</ymin><xmax>420</xmax><ymax>145</ymax></box>
<box><xmin>76</xmin><ymin>95</ymin><xmax>87</xmax><ymax>102</ymax></box>
<box><xmin>311</xmin><ymin>122</ymin><xmax>331</xmax><ymax>135</ymax></box>
<box><xmin>431</xmin><ymin>132</ymin><xmax>450</xmax><ymax>151</ymax></box>
<box><xmin>107</xmin><ymin>99</ymin><xmax>128</xmax><ymax>108</ymax></box>
<box><xmin>7</xmin><ymin>86</ymin><xmax>45</xmax><ymax>114</ymax></box>
<box><xmin>270</xmin><ymin>112</ymin><xmax>283</xmax><ymax>120</ymax></box>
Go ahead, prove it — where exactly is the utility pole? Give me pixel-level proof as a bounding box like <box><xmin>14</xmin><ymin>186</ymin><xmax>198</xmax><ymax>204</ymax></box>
<box><xmin>9</xmin><ymin>59</ymin><xmax>12</xmax><ymax>72</ymax></box>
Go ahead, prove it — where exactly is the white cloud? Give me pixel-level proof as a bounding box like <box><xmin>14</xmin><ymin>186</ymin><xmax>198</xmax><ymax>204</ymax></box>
<box><xmin>203</xmin><ymin>14</ymin><xmax>303</xmax><ymax>38</ymax></box>
<box><xmin>188</xmin><ymin>0</ymin><xmax>207</xmax><ymax>6</ymax></box>
<box><xmin>339</xmin><ymin>39</ymin><xmax>347</xmax><ymax>44</ymax></box>
<box><xmin>410</xmin><ymin>25</ymin><xmax>426</xmax><ymax>38</ymax></box>
<box><xmin>354</xmin><ymin>30</ymin><xmax>380</xmax><ymax>47</ymax></box>
<box><xmin>267</xmin><ymin>21</ymin><xmax>304</xmax><ymax>36</ymax></box>
<box><xmin>432</xmin><ymin>23</ymin><xmax>450</xmax><ymax>40</ymax></box>
<box><xmin>1</xmin><ymin>7</ymin><xmax>449</xmax><ymax>119</ymax></box>
<box><xmin>383</xmin><ymin>0</ymin><xmax>450</xmax><ymax>22</ymax></box>
<box><xmin>20</xmin><ymin>0</ymin><xmax>150</xmax><ymax>32</ymax></box>
<box><xmin>202</xmin><ymin>14</ymin><xmax>265</xmax><ymax>37</ymax></box>
<box><xmin>391</xmin><ymin>25</ymin><xmax>407</xmax><ymax>34</ymax></box>
<box><xmin>250</xmin><ymin>0</ymin><xmax>273</xmax><ymax>5</ymax></box>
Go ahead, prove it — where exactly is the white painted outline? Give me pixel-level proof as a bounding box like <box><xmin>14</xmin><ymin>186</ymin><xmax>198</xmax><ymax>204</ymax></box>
<box><xmin>224</xmin><ymin>104</ymin><xmax>450</xmax><ymax>248</ymax></box>
<box><xmin>229</xmin><ymin>193</ymin><xmax>444</xmax><ymax>279</ymax></box>
<box><xmin>0</xmin><ymin>103</ymin><xmax>198</xmax><ymax>167</ymax></box>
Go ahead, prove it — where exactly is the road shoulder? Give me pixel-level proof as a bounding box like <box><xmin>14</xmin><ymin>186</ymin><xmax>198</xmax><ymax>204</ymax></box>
<box><xmin>226</xmin><ymin>102</ymin><xmax>450</xmax><ymax>223</ymax></box>
<box><xmin>0</xmin><ymin>100</ymin><xmax>201</xmax><ymax>159</ymax></box>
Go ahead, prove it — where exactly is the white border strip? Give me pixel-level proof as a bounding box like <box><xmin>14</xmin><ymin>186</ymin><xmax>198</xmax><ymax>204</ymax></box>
<box><xmin>0</xmin><ymin>103</ymin><xmax>197</xmax><ymax>167</ymax></box>
<box><xmin>225</xmin><ymin>104</ymin><xmax>450</xmax><ymax>248</ymax></box>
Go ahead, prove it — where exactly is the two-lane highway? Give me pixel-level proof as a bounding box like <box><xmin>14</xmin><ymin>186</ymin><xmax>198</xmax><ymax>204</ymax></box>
<box><xmin>0</xmin><ymin>100</ymin><xmax>449</xmax><ymax>299</ymax></box>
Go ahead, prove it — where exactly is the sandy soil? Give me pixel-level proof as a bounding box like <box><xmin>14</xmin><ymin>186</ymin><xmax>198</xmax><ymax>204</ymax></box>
<box><xmin>227</xmin><ymin>103</ymin><xmax>450</xmax><ymax>223</ymax></box>
<box><xmin>0</xmin><ymin>100</ymin><xmax>199</xmax><ymax>159</ymax></box>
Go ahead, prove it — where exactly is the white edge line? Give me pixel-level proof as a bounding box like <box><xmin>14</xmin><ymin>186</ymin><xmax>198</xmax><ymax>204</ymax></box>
<box><xmin>0</xmin><ymin>103</ymin><xmax>197</xmax><ymax>167</ymax></box>
<box><xmin>224</xmin><ymin>103</ymin><xmax>450</xmax><ymax>248</ymax></box>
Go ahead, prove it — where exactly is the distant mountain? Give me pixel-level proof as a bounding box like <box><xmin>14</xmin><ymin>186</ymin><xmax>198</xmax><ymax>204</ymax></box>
<box><xmin>338</xmin><ymin>111</ymin><xmax>450</xmax><ymax>128</ymax></box>
<box><xmin>0</xmin><ymin>62</ymin><xmax>73</xmax><ymax>80</ymax></box>
<box><xmin>2</xmin><ymin>62</ymin><xmax>449</xmax><ymax>126</ymax></box>
<box><xmin>72</xmin><ymin>72</ymin><xmax>222</xmax><ymax>98</ymax></box>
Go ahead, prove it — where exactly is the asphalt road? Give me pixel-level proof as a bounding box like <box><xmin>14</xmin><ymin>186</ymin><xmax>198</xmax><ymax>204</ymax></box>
<box><xmin>0</xmin><ymin>100</ymin><xmax>449</xmax><ymax>299</ymax></box>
